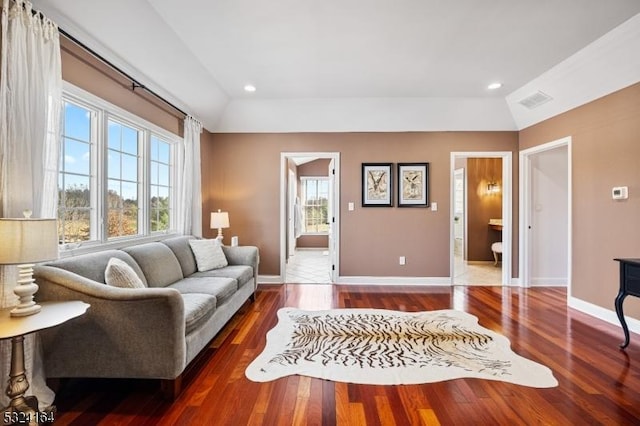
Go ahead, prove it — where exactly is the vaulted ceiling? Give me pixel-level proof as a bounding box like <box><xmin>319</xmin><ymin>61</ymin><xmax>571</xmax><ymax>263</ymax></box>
<box><xmin>33</xmin><ymin>1</ymin><xmax>640</xmax><ymax>132</ymax></box>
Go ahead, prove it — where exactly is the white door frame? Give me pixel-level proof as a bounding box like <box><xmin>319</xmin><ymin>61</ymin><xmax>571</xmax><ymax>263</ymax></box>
<box><xmin>280</xmin><ymin>152</ymin><xmax>341</xmax><ymax>283</ymax></box>
<box><xmin>450</xmin><ymin>152</ymin><xmax>513</xmax><ymax>286</ymax></box>
<box><xmin>519</xmin><ymin>137</ymin><xmax>572</xmax><ymax>290</ymax></box>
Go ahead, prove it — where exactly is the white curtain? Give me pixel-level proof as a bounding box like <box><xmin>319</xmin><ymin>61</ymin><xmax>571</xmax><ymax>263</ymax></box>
<box><xmin>177</xmin><ymin>115</ymin><xmax>203</xmax><ymax>236</ymax></box>
<box><xmin>0</xmin><ymin>0</ymin><xmax>62</xmax><ymax>409</ymax></box>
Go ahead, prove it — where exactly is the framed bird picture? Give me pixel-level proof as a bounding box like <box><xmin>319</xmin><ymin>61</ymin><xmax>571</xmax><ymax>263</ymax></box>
<box><xmin>398</xmin><ymin>163</ymin><xmax>429</xmax><ymax>207</ymax></box>
<box><xmin>362</xmin><ymin>163</ymin><xmax>393</xmax><ymax>207</ymax></box>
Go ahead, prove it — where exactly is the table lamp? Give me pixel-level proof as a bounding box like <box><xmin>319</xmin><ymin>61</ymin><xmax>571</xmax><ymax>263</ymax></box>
<box><xmin>210</xmin><ymin>209</ymin><xmax>230</xmax><ymax>243</ymax></box>
<box><xmin>0</xmin><ymin>213</ymin><xmax>58</xmax><ymax>317</ymax></box>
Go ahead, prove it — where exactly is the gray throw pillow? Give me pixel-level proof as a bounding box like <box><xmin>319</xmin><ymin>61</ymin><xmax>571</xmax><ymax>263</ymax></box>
<box><xmin>105</xmin><ymin>257</ymin><xmax>145</xmax><ymax>288</ymax></box>
<box><xmin>189</xmin><ymin>239</ymin><xmax>228</xmax><ymax>272</ymax></box>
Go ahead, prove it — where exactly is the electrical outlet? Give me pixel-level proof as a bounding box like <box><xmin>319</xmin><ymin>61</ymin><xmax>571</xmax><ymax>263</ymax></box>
<box><xmin>399</xmin><ymin>256</ymin><xmax>406</xmax><ymax>265</ymax></box>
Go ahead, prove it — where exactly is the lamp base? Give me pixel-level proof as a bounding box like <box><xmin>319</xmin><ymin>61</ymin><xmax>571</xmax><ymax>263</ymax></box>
<box><xmin>10</xmin><ymin>264</ymin><xmax>41</xmax><ymax>318</ymax></box>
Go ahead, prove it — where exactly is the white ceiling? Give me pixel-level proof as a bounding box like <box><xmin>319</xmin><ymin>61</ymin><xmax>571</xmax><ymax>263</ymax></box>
<box><xmin>33</xmin><ymin>1</ymin><xmax>640</xmax><ymax>132</ymax></box>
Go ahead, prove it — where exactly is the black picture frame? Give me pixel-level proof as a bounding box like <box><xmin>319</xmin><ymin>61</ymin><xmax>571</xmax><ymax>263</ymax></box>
<box><xmin>362</xmin><ymin>163</ymin><xmax>393</xmax><ymax>207</ymax></box>
<box><xmin>397</xmin><ymin>163</ymin><xmax>429</xmax><ymax>207</ymax></box>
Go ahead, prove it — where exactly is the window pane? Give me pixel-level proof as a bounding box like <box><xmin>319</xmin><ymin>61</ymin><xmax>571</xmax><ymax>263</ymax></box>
<box><xmin>64</xmin><ymin>103</ymin><xmax>91</xmax><ymax>141</ymax></box>
<box><xmin>158</xmin><ymin>141</ymin><xmax>170</xmax><ymax>163</ymax></box>
<box><xmin>63</xmin><ymin>139</ymin><xmax>91</xmax><ymax>175</ymax></box>
<box><xmin>64</xmin><ymin>177</ymin><xmax>90</xmax><ymax>208</ymax></box>
<box><xmin>121</xmin><ymin>181</ymin><xmax>138</xmax><ymax>204</ymax></box>
<box><xmin>121</xmin><ymin>153</ymin><xmax>138</xmax><ymax>182</ymax></box>
<box><xmin>108</xmin><ymin>121</ymin><xmax>121</xmax><ymax>150</ymax></box>
<box><xmin>301</xmin><ymin>178</ymin><xmax>329</xmax><ymax>234</ymax></box>
<box><xmin>108</xmin><ymin>180</ymin><xmax>122</xmax><ymax>208</ymax></box>
<box><xmin>150</xmin><ymin>137</ymin><xmax>171</xmax><ymax>233</ymax></box>
<box><xmin>60</xmin><ymin>101</ymin><xmax>95</xmax><ymax>245</ymax></box>
<box><xmin>158</xmin><ymin>164</ymin><xmax>169</xmax><ymax>186</ymax></box>
<box><xmin>150</xmin><ymin>137</ymin><xmax>159</xmax><ymax>161</ymax></box>
<box><xmin>58</xmin><ymin>208</ymin><xmax>91</xmax><ymax>243</ymax></box>
<box><xmin>150</xmin><ymin>162</ymin><xmax>158</xmax><ymax>183</ymax></box>
<box><xmin>122</xmin><ymin>127</ymin><xmax>138</xmax><ymax>154</ymax></box>
<box><xmin>158</xmin><ymin>186</ymin><xmax>169</xmax><ymax>201</ymax></box>
<box><xmin>107</xmin><ymin>151</ymin><xmax>121</xmax><ymax>179</ymax></box>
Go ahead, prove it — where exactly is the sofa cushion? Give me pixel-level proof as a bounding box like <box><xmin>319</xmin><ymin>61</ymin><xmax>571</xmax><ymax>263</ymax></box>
<box><xmin>45</xmin><ymin>250</ymin><xmax>147</xmax><ymax>286</ymax></box>
<box><xmin>162</xmin><ymin>235</ymin><xmax>198</xmax><ymax>277</ymax></box>
<box><xmin>105</xmin><ymin>257</ymin><xmax>146</xmax><ymax>288</ymax></box>
<box><xmin>191</xmin><ymin>265</ymin><xmax>254</xmax><ymax>289</ymax></box>
<box><xmin>181</xmin><ymin>293</ymin><xmax>217</xmax><ymax>334</ymax></box>
<box><xmin>123</xmin><ymin>243</ymin><xmax>183</xmax><ymax>288</ymax></box>
<box><xmin>168</xmin><ymin>277</ymin><xmax>237</xmax><ymax>306</ymax></box>
<box><xmin>189</xmin><ymin>239</ymin><xmax>228</xmax><ymax>271</ymax></box>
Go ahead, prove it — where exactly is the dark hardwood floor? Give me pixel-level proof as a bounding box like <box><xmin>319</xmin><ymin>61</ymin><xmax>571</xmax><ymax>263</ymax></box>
<box><xmin>49</xmin><ymin>285</ymin><xmax>640</xmax><ymax>425</ymax></box>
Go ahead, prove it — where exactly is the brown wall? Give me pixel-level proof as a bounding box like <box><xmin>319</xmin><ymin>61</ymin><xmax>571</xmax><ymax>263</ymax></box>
<box><xmin>298</xmin><ymin>158</ymin><xmax>331</xmax><ymax>177</ymax></box>
<box><xmin>466</xmin><ymin>158</ymin><xmax>503</xmax><ymax>261</ymax></box>
<box><xmin>201</xmin><ymin>132</ymin><xmax>519</xmax><ymax>277</ymax></box>
<box><xmin>297</xmin><ymin>159</ymin><xmax>330</xmax><ymax>248</ymax></box>
<box><xmin>520</xmin><ymin>82</ymin><xmax>640</xmax><ymax>319</ymax></box>
<box><xmin>61</xmin><ymin>38</ymin><xmax>182</xmax><ymax>136</ymax></box>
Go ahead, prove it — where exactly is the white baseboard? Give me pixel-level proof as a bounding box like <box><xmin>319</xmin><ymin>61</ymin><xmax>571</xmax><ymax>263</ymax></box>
<box><xmin>530</xmin><ymin>277</ymin><xmax>568</xmax><ymax>286</ymax></box>
<box><xmin>568</xmin><ymin>296</ymin><xmax>640</xmax><ymax>335</ymax></box>
<box><xmin>258</xmin><ymin>275</ymin><xmax>282</xmax><ymax>284</ymax></box>
<box><xmin>336</xmin><ymin>276</ymin><xmax>451</xmax><ymax>285</ymax></box>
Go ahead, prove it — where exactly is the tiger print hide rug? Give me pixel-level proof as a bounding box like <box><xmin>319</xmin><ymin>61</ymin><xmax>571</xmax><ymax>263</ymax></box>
<box><xmin>245</xmin><ymin>308</ymin><xmax>558</xmax><ymax>388</ymax></box>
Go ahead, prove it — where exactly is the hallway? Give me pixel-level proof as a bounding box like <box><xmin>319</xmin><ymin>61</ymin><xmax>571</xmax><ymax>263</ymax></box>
<box><xmin>285</xmin><ymin>249</ymin><xmax>332</xmax><ymax>284</ymax></box>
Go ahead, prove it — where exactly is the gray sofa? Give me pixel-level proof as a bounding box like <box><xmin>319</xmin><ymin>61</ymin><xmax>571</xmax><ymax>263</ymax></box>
<box><xmin>33</xmin><ymin>235</ymin><xmax>259</xmax><ymax>398</ymax></box>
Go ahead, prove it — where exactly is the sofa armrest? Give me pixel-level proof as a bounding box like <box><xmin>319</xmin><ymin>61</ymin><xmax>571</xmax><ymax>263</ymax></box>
<box><xmin>222</xmin><ymin>245</ymin><xmax>259</xmax><ymax>288</ymax></box>
<box><xmin>34</xmin><ymin>265</ymin><xmax>186</xmax><ymax>380</ymax></box>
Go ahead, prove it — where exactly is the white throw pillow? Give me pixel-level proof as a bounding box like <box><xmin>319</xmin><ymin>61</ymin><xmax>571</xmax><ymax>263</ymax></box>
<box><xmin>105</xmin><ymin>257</ymin><xmax>145</xmax><ymax>288</ymax></box>
<box><xmin>189</xmin><ymin>238</ymin><xmax>228</xmax><ymax>272</ymax></box>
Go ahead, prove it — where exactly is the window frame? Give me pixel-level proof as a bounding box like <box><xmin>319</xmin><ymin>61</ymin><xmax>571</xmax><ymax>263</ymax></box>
<box><xmin>300</xmin><ymin>176</ymin><xmax>330</xmax><ymax>235</ymax></box>
<box><xmin>60</xmin><ymin>82</ymin><xmax>181</xmax><ymax>253</ymax></box>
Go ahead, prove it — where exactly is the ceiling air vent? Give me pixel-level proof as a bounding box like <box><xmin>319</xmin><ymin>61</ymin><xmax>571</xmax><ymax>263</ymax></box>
<box><xmin>518</xmin><ymin>91</ymin><xmax>553</xmax><ymax>109</ymax></box>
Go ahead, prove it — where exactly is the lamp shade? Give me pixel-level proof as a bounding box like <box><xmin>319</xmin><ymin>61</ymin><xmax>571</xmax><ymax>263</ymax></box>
<box><xmin>0</xmin><ymin>218</ymin><xmax>59</xmax><ymax>264</ymax></box>
<box><xmin>210</xmin><ymin>211</ymin><xmax>230</xmax><ymax>229</ymax></box>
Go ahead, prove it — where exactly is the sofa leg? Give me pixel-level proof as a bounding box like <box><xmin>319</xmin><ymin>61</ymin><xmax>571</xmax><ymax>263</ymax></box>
<box><xmin>161</xmin><ymin>376</ymin><xmax>182</xmax><ymax>400</ymax></box>
<box><xmin>249</xmin><ymin>293</ymin><xmax>256</xmax><ymax>302</ymax></box>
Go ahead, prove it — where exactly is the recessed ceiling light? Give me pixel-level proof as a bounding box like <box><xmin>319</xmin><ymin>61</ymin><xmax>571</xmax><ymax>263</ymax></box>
<box><xmin>244</xmin><ymin>84</ymin><xmax>256</xmax><ymax>93</ymax></box>
<box><xmin>487</xmin><ymin>82</ymin><xmax>503</xmax><ymax>90</ymax></box>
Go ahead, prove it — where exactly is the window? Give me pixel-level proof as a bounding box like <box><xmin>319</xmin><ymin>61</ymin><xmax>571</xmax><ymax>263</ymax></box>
<box><xmin>58</xmin><ymin>83</ymin><xmax>178</xmax><ymax>248</ymax></box>
<box><xmin>301</xmin><ymin>177</ymin><xmax>329</xmax><ymax>234</ymax></box>
<box><xmin>107</xmin><ymin>119</ymin><xmax>141</xmax><ymax>238</ymax></box>
<box><xmin>149</xmin><ymin>135</ymin><xmax>172</xmax><ymax>232</ymax></box>
<box><xmin>58</xmin><ymin>100</ymin><xmax>96</xmax><ymax>243</ymax></box>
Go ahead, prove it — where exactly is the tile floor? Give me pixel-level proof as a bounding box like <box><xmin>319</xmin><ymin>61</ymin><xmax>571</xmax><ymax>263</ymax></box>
<box><xmin>453</xmin><ymin>253</ymin><xmax>502</xmax><ymax>285</ymax></box>
<box><xmin>285</xmin><ymin>249</ymin><xmax>332</xmax><ymax>284</ymax></box>
<box><xmin>285</xmin><ymin>247</ymin><xmax>502</xmax><ymax>285</ymax></box>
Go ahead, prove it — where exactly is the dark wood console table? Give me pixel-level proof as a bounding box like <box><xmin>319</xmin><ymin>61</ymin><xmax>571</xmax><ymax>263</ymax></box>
<box><xmin>614</xmin><ymin>258</ymin><xmax>640</xmax><ymax>349</ymax></box>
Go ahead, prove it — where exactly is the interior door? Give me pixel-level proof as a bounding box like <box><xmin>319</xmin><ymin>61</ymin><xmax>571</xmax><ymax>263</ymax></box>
<box><xmin>288</xmin><ymin>169</ymin><xmax>296</xmax><ymax>259</ymax></box>
<box><xmin>453</xmin><ymin>168</ymin><xmax>465</xmax><ymax>260</ymax></box>
<box><xmin>328</xmin><ymin>158</ymin><xmax>336</xmax><ymax>282</ymax></box>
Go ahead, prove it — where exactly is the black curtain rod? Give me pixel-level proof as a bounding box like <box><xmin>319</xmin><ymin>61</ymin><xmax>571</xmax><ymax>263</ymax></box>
<box><xmin>58</xmin><ymin>27</ymin><xmax>188</xmax><ymax>118</ymax></box>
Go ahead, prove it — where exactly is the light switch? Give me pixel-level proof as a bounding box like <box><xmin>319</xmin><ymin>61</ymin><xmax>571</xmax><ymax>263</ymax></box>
<box><xmin>431</xmin><ymin>202</ymin><xmax>437</xmax><ymax>211</ymax></box>
<box><xmin>348</xmin><ymin>202</ymin><xmax>355</xmax><ymax>211</ymax></box>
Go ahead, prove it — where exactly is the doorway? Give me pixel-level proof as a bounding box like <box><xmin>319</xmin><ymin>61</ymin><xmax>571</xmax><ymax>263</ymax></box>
<box><xmin>450</xmin><ymin>152</ymin><xmax>512</xmax><ymax>285</ymax></box>
<box><xmin>519</xmin><ymin>138</ymin><xmax>571</xmax><ymax>288</ymax></box>
<box><xmin>280</xmin><ymin>152</ymin><xmax>340</xmax><ymax>284</ymax></box>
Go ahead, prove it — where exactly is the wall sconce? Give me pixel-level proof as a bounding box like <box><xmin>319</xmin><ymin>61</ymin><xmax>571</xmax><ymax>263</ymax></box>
<box><xmin>487</xmin><ymin>182</ymin><xmax>501</xmax><ymax>194</ymax></box>
<box><xmin>210</xmin><ymin>209</ymin><xmax>230</xmax><ymax>242</ymax></box>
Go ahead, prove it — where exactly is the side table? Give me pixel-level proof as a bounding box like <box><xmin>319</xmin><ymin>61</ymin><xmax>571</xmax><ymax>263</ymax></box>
<box><xmin>0</xmin><ymin>301</ymin><xmax>89</xmax><ymax>425</ymax></box>
<box><xmin>614</xmin><ymin>258</ymin><xmax>640</xmax><ymax>349</ymax></box>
